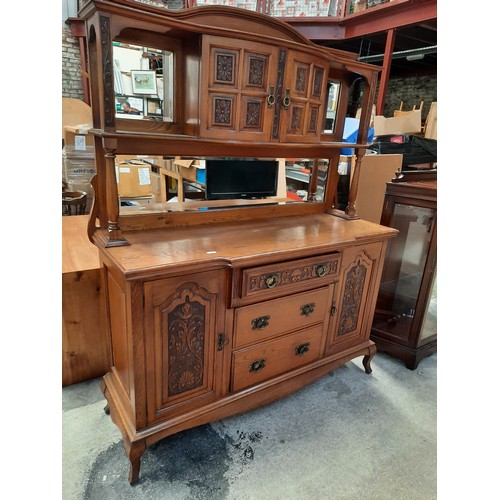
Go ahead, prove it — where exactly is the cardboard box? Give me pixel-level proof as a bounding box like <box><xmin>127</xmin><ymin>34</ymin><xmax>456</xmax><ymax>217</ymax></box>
<box><xmin>174</xmin><ymin>157</ymin><xmax>198</xmax><ymax>182</ymax></box>
<box><xmin>350</xmin><ymin>154</ymin><xmax>403</xmax><ymax>223</ymax></box>
<box><xmin>64</xmin><ymin>124</ymin><xmax>95</xmax><ymax>151</ymax></box>
<box><xmin>116</xmin><ymin>162</ymin><xmax>153</xmax><ymax>198</ymax></box>
<box><xmin>373</xmin><ymin>109</ymin><xmax>421</xmax><ymax>136</ymax></box>
<box><xmin>116</xmin><ymin>155</ymin><xmax>165</xmax><ymax>171</ymax></box>
<box><xmin>63</xmin><ymin>156</ymin><xmax>96</xmax><ymax>183</ymax></box>
<box><xmin>174</xmin><ymin>157</ymin><xmax>206</xmax><ymax>183</ymax></box>
<box><xmin>151</xmin><ymin>171</ymin><xmax>162</xmax><ymax>202</ymax></box>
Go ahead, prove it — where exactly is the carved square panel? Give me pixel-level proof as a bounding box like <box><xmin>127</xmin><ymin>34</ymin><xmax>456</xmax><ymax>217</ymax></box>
<box><xmin>211</xmin><ymin>94</ymin><xmax>235</xmax><ymax>128</ymax></box>
<box><xmin>213</xmin><ymin>49</ymin><xmax>238</xmax><ymax>86</ymax></box>
<box><xmin>289</xmin><ymin>105</ymin><xmax>304</xmax><ymax>132</ymax></box>
<box><xmin>243</xmin><ymin>53</ymin><xmax>268</xmax><ymax>90</ymax></box>
<box><xmin>241</xmin><ymin>97</ymin><xmax>264</xmax><ymax>131</ymax></box>
<box><xmin>294</xmin><ymin>64</ymin><xmax>309</xmax><ymax>94</ymax></box>
<box><xmin>307</xmin><ymin>105</ymin><xmax>320</xmax><ymax>133</ymax></box>
<box><xmin>312</xmin><ymin>66</ymin><xmax>325</xmax><ymax>98</ymax></box>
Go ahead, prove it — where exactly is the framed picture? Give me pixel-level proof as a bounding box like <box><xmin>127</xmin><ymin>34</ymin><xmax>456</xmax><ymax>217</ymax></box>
<box><xmin>146</xmin><ymin>98</ymin><xmax>163</xmax><ymax>117</ymax></box>
<box><xmin>131</xmin><ymin>70</ymin><xmax>158</xmax><ymax>95</ymax></box>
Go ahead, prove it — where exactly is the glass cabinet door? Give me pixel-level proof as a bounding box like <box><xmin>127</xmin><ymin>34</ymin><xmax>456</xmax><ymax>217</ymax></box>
<box><xmin>420</xmin><ymin>269</ymin><xmax>437</xmax><ymax>341</ymax></box>
<box><xmin>372</xmin><ymin>203</ymin><xmax>437</xmax><ymax>342</ymax></box>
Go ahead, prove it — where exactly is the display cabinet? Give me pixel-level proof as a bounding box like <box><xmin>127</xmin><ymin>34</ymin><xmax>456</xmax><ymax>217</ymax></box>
<box><xmin>370</xmin><ymin>171</ymin><xmax>437</xmax><ymax>369</ymax></box>
<box><xmin>78</xmin><ymin>0</ymin><xmax>398</xmax><ymax>484</ymax></box>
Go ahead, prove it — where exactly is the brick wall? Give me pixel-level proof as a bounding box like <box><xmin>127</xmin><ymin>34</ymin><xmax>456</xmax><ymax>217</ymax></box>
<box><xmin>381</xmin><ymin>75</ymin><xmax>437</xmax><ymax>120</ymax></box>
<box><xmin>62</xmin><ymin>27</ymin><xmax>84</xmax><ymax>100</ymax></box>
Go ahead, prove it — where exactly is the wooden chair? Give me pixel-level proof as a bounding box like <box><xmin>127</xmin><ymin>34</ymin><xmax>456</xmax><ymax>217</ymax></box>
<box><xmin>62</xmin><ymin>191</ymin><xmax>87</xmax><ymax>216</ymax></box>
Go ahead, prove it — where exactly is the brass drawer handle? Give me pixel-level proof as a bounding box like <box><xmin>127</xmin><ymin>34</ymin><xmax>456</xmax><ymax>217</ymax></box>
<box><xmin>295</xmin><ymin>342</ymin><xmax>310</xmax><ymax>356</ymax></box>
<box><xmin>314</xmin><ymin>264</ymin><xmax>328</xmax><ymax>277</ymax></box>
<box><xmin>330</xmin><ymin>303</ymin><xmax>337</xmax><ymax>316</ymax></box>
<box><xmin>264</xmin><ymin>273</ymin><xmax>280</xmax><ymax>289</ymax></box>
<box><xmin>251</xmin><ymin>315</ymin><xmax>270</xmax><ymax>330</ymax></box>
<box><xmin>300</xmin><ymin>303</ymin><xmax>316</xmax><ymax>317</ymax></box>
<box><xmin>249</xmin><ymin>358</ymin><xmax>266</xmax><ymax>373</ymax></box>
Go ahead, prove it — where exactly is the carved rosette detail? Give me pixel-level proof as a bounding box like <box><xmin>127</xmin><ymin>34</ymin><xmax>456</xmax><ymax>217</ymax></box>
<box><xmin>338</xmin><ymin>262</ymin><xmax>367</xmax><ymax>336</ymax></box>
<box><xmin>216</xmin><ymin>54</ymin><xmax>234</xmax><ymax>83</ymax></box>
<box><xmin>296</xmin><ymin>67</ymin><xmax>307</xmax><ymax>92</ymax></box>
<box><xmin>214</xmin><ymin>97</ymin><xmax>232</xmax><ymax>125</ymax></box>
<box><xmin>248</xmin><ymin>57</ymin><xmax>264</xmax><ymax>86</ymax></box>
<box><xmin>245</xmin><ymin>101</ymin><xmax>262</xmax><ymax>128</ymax></box>
<box><xmin>291</xmin><ymin>107</ymin><xmax>302</xmax><ymax>130</ymax></box>
<box><xmin>167</xmin><ymin>296</ymin><xmax>205</xmax><ymax>396</ymax></box>
<box><xmin>249</xmin><ymin>259</ymin><xmax>338</xmax><ymax>292</ymax></box>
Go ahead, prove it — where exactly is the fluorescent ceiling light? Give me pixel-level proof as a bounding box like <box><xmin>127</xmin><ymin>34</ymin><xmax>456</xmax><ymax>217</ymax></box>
<box><xmin>406</xmin><ymin>54</ymin><xmax>425</xmax><ymax>61</ymax></box>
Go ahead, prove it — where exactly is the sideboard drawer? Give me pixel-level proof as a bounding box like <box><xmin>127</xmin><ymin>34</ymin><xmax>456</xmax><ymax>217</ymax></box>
<box><xmin>231</xmin><ymin>323</ymin><xmax>323</xmax><ymax>392</ymax></box>
<box><xmin>234</xmin><ymin>287</ymin><xmax>329</xmax><ymax>348</ymax></box>
<box><xmin>238</xmin><ymin>252</ymin><xmax>341</xmax><ymax>303</ymax></box>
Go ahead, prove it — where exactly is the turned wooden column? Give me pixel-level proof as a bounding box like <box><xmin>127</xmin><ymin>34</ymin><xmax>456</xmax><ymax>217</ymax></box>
<box><xmin>103</xmin><ymin>147</ymin><xmax>128</xmax><ymax>247</ymax></box>
<box><xmin>345</xmin><ymin>149</ymin><xmax>365</xmax><ymax>217</ymax></box>
<box><xmin>307</xmin><ymin>159</ymin><xmax>319</xmax><ymax>202</ymax></box>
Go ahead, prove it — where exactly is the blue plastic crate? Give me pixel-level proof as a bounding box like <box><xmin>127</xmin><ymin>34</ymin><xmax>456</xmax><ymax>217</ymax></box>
<box><xmin>341</xmin><ymin>117</ymin><xmax>374</xmax><ymax>155</ymax></box>
<box><xmin>196</xmin><ymin>167</ymin><xmax>206</xmax><ymax>185</ymax></box>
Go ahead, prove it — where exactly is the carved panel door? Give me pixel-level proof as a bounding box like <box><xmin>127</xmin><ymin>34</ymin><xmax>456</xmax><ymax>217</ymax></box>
<box><xmin>325</xmin><ymin>243</ymin><xmax>383</xmax><ymax>355</ymax></box>
<box><xmin>144</xmin><ymin>270</ymin><xmax>227</xmax><ymax>424</ymax></box>
<box><xmin>279</xmin><ymin>50</ymin><xmax>329</xmax><ymax>143</ymax></box>
<box><xmin>200</xmin><ymin>35</ymin><xmax>278</xmax><ymax>141</ymax></box>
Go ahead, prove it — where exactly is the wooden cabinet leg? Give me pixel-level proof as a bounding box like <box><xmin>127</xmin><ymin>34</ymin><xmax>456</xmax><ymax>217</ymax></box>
<box><xmin>362</xmin><ymin>344</ymin><xmax>377</xmax><ymax>374</ymax></box>
<box><xmin>125</xmin><ymin>440</ymin><xmax>146</xmax><ymax>485</ymax></box>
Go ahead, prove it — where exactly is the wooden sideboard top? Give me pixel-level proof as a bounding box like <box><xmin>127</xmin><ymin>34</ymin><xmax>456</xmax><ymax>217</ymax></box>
<box><xmin>62</xmin><ymin>215</ymin><xmax>100</xmax><ymax>274</ymax></box>
<box><xmin>95</xmin><ymin>213</ymin><xmax>398</xmax><ymax>279</ymax></box>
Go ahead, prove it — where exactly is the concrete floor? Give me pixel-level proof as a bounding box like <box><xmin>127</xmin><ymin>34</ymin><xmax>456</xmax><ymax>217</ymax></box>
<box><xmin>62</xmin><ymin>352</ymin><xmax>437</xmax><ymax>500</ymax></box>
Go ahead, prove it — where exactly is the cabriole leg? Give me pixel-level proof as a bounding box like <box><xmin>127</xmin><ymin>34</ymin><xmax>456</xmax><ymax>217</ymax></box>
<box><xmin>125</xmin><ymin>440</ymin><xmax>146</xmax><ymax>485</ymax></box>
<box><xmin>363</xmin><ymin>344</ymin><xmax>377</xmax><ymax>374</ymax></box>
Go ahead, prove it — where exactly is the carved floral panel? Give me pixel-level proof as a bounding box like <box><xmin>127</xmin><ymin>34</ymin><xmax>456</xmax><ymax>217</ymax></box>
<box><xmin>291</xmin><ymin>106</ymin><xmax>303</xmax><ymax>131</ymax></box>
<box><xmin>295</xmin><ymin>66</ymin><xmax>308</xmax><ymax>93</ymax></box>
<box><xmin>308</xmin><ymin>106</ymin><xmax>319</xmax><ymax>133</ymax></box>
<box><xmin>312</xmin><ymin>67</ymin><xmax>324</xmax><ymax>98</ymax></box>
<box><xmin>214</xmin><ymin>52</ymin><xmax>236</xmax><ymax>84</ymax></box>
<box><xmin>338</xmin><ymin>261</ymin><xmax>368</xmax><ymax>336</ymax></box>
<box><xmin>213</xmin><ymin>96</ymin><xmax>233</xmax><ymax>126</ymax></box>
<box><xmin>167</xmin><ymin>295</ymin><xmax>206</xmax><ymax>396</ymax></box>
<box><xmin>247</xmin><ymin>56</ymin><xmax>265</xmax><ymax>87</ymax></box>
<box><xmin>245</xmin><ymin>100</ymin><xmax>262</xmax><ymax>128</ymax></box>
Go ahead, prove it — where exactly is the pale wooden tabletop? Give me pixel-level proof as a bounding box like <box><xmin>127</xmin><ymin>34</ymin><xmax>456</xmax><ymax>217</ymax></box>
<box><xmin>62</xmin><ymin>215</ymin><xmax>100</xmax><ymax>274</ymax></box>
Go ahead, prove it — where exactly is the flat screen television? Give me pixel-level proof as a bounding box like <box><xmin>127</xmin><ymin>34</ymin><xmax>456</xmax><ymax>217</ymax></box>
<box><xmin>205</xmin><ymin>158</ymin><xmax>279</xmax><ymax>200</ymax></box>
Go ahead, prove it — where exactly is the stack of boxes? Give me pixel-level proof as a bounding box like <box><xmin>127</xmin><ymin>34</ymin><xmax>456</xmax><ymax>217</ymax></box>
<box><xmin>62</xmin><ymin>124</ymin><xmax>96</xmax><ymax>213</ymax></box>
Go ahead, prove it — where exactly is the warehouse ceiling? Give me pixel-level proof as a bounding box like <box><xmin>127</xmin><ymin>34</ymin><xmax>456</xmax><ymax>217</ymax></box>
<box><xmin>317</xmin><ymin>19</ymin><xmax>437</xmax><ymax>78</ymax></box>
